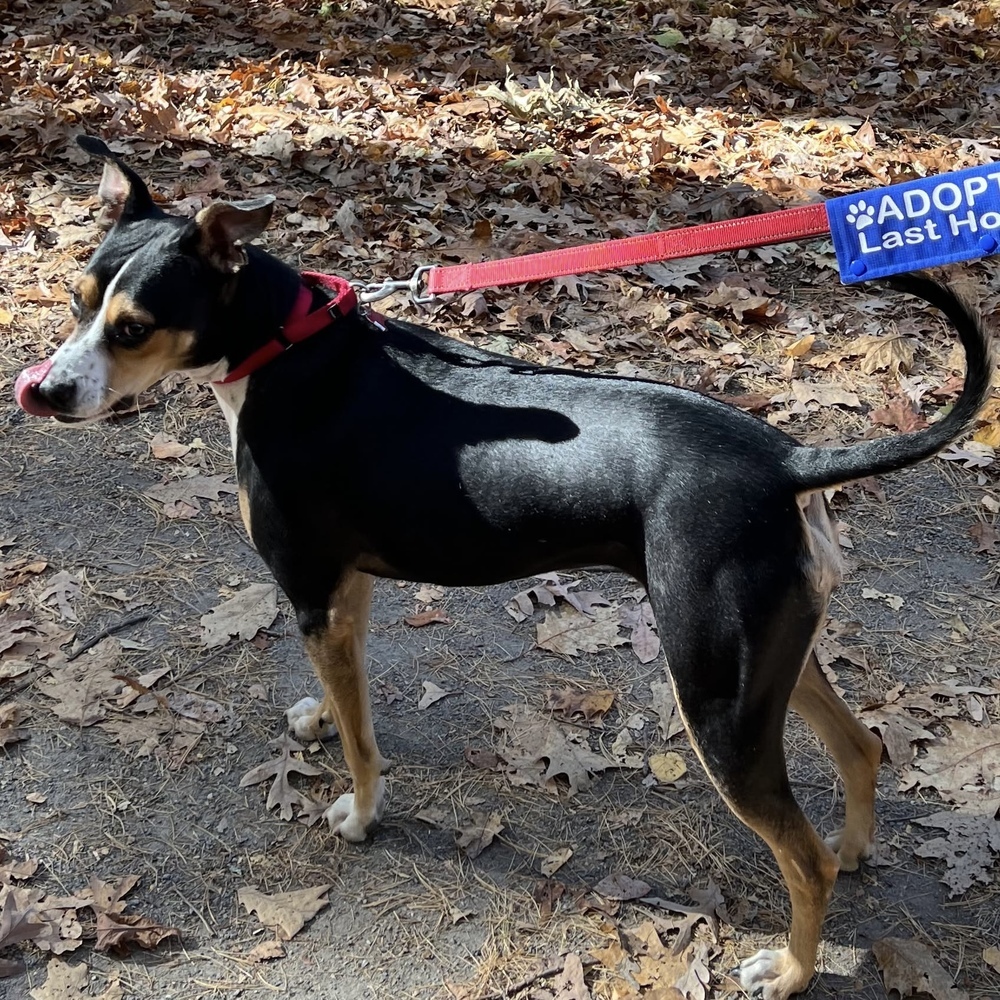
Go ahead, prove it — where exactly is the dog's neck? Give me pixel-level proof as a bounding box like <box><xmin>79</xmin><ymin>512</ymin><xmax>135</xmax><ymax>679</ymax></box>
<box><xmin>200</xmin><ymin>245</ymin><xmax>308</xmax><ymax>375</ymax></box>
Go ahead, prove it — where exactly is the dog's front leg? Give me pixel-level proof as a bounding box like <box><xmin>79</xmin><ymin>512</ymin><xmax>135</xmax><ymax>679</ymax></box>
<box><xmin>285</xmin><ymin>569</ymin><xmax>388</xmax><ymax>841</ymax></box>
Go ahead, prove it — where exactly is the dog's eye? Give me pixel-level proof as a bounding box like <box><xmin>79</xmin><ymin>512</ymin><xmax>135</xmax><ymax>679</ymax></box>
<box><xmin>113</xmin><ymin>321</ymin><xmax>151</xmax><ymax>346</ymax></box>
<box><xmin>69</xmin><ymin>290</ymin><xmax>82</xmax><ymax>318</ymax></box>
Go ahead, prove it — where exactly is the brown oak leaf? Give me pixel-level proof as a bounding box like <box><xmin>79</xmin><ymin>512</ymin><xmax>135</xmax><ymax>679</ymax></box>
<box><xmin>237</xmin><ymin>884</ymin><xmax>330</xmax><ymax>941</ymax></box>
<box><xmin>239</xmin><ymin>733</ymin><xmax>324</xmax><ymax>821</ymax></box>
<box><xmin>94</xmin><ymin>911</ymin><xmax>180</xmax><ymax>953</ymax></box>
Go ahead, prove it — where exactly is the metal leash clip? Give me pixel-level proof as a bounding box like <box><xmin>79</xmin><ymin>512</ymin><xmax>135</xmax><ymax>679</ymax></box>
<box><xmin>355</xmin><ymin>265</ymin><xmax>435</xmax><ymax>306</ymax></box>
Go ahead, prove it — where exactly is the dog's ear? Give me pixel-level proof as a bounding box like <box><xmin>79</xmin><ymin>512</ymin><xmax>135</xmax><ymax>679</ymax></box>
<box><xmin>76</xmin><ymin>134</ymin><xmax>158</xmax><ymax>229</ymax></box>
<box><xmin>192</xmin><ymin>197</ymin><xmax>275</xmax><ymax>273</ymax></box>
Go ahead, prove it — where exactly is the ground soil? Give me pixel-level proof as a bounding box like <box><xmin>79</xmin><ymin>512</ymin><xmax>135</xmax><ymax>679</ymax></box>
<box><xmin>2</xmin><ymin>2</ymin><xmax>1000</xmax><ymax>999</ymax></box>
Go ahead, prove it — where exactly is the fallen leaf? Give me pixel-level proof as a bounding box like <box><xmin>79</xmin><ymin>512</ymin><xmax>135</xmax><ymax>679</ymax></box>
<box><xmin>641</xmin><ymin>256</ymin><xmax>714</xmax><ymax>291</ymax></box>
<box><xmin>589</xmin><ymin>936</ymin><xmax>628</xmax><ymax>972</ymax></box>
<box><xmin>417</xmin><ymin>680</ymin><xmax>454</xmax><ymax>710</ymax></box>
<box><xmin>592</xmin><ymin>873</ymin><xmax>651</xmax><ymax>901</ymax></box>
<box><xmin>240</xmin><ymin>733</ymin><xmax>324</xmax><ymax>821</ymax></box>
<box><xmin>414</xmin><ymin>584</ymin><xmax>445</xmax><ymax>603</ymax></box>
<box><xmin>628</xmin><ymin>613</ymin><xmax>661</xmax><ymax>664</ymax></box>
<box><xmin>94</xmin><ymin>911</ymin><xmax>180</xmax><ymax>953</ymax></box>
<box><xmin>814</xmin><ymin>618</ymin><xmax>868</xmax><ymax>672</ymax></box>
<box><xmin>168</xmin><ymin>692</ymin><xmax>234</xmax><ymax>725</ymax></box>
<box><xmin>913</xmin><ymin>812</ymin><xmax>1000</xmax><ymax>896</ymax></box>
<box><xmin>0</xmin><ymin>857</ymin><xmax>39</xmax><ymax>880</ymax></box>
<box><xmin>28</xmin><ymin>958</ymin><xmax>88</xmax><ymax>999</ymax></box>
<box><xmin>36</xmin><ymin>570</ymin><xmax>81</xmax><ymax>621</ymax></box>
<box><xmin>533</xmin><ymin>879</ymin><xmax>566</xmax><ymax>922</ymax></box>
<box><xmin>0</xmin><ymin>703</ymin><xmax>29</xmax><ymax>746</ymax></box>
<box><xmin>536</xmin><ymin>605</ymin><xmax>627</xmax><ymax>656</ymax></box>
<box><xmin>549</xmin><ymin>951</ymin><xmax>592</xmax><ymax>1000</ymax></box>
<box><xmin>972</xmin><ymin>397</ymin><xmax>1000</xmax><ymax>449</ymax></box>
<box><xmin>495</xmin><ymin>704</ymin><xmax>613</xmax><ymax>794</ymax></box>
<box><xmin>624</xmin><ymin>919</ymin><xmax>710</xmax><ymax>999</ymax></box>
<box><xmin>784</xmin><ymin>333</ymin><xmax>815</xmax><ymax>357</ymax></box>
<box><xmin>238</xmin><ymin>885</ymin><xmax>331</xmax><ymax>941</ymax></box>
<box><xmin>541</xmin><ymin>846</ymin><xmax>574</xmax><ymax>877</ymax></box>
<box><xmin>75</xmin><ymin>876</ymin><xmax>140</xmax><ymax>917</ymax></box>
<box><xmin>0</xmin><ymin>658</ymin><xmax>36</xmax><ymax>681</ymax></box>
<box><xmin>861</xmin><ymin>587</ymin><xmax>904</xmax><ymax>611</ymax></box>
<box><xmin>200</xmin><ymin>583</ymin><xmax>278</xmax><ymax>648</ymax></box>
<box><xmin>940</xmin><ymin>442</ymin><xmax>995</xmax><ymax>469</ymax></box>
<box><xmin>404</xmin><ymin>608</ymin><xmax>451</xmax><ymax>627</ymax></box>
<box><xmin>619</xmin><ymin>600</ymin><xmax>661</xmax><ymax>664</ymax></box>
<box><xmin>674</xmin><ymin>939</ymin><xmax>711</xmax><ymax>1000</ymax></box>
<box><xmin>969</xmin><ymin>522</ymin><xmax>998</xmax><ymax>553</ymax></box>
<box><xmin>872</xmin><ymin>937</ymin><xmax>969</xmax><ymax>1000</ymax></box>
<box><xmin>1</xmin><ymin>558</ymin><xmax>48</xmax><ymax>591</ymax></box>
<box><xmin>701</xmin><ymin>282</ymin><xmax>780</xmax><ymax>322</ymax></box>
<box><xmin>0</xmin><ymin>889</ymin><xmax>45</xmax><ymax>952</ymax></box>
<box><xmin>984</xmin><ymin>946</ymin><xmax>1000</xmax><ymax>974</ymax></box>
<box><xmin>649</xmin><ymin>681</ymin><xmax>685</xmax><ymax>741</ymax></box>
<box><xmin>545</xmin><ymin>687</ymin><xmax>615</xmax><ymax>723</ymax></box>
<box><xmin>506</xmin><ymin>574</ymin><xmax>609</xmax><ymax>622</ymax></box>
<box><xmin>861</xmin><ymin>702</ymin><xmax>934</xmax><ymax>767</ymax></box>
<box><xmin>149</xmin><ymin>432</ymin><xmax>191</xmax><ymax>460</ymax></box>
<box><xmin>464</xmin><ymin>746</ymin><xmax>501</xmax><ymax>770</ymax></box>
<box><xmin>788</xmin><ymin>380</ymin><xmax>862</xmax><ymax>409</ymax></box>
<box><xmin>246</xmin><ymin>938</ymin><xmax>286</xmax><ymax>962</ymax></box>
<box><xmin>34</xmin><ymin>641</ymin><xmax>123</xmax><ymax>727</ymax></box>
<box><xmin>855</xmin><ymin>334</ymin><xmax>915</xmax><ymax>374</ymax></box>
<box><xmin>144</xmin><ymin>473</ymin><xmax>237</xmax><ymax>517</ymax></box>
<box><xmin>455</xmin><ymin>810</ymin><xmax>504</xmax><ymax>859</ymax></box>
<box><xmin>648</xmin><ymin>751</ymin><xmax>687</xmax><ymax>784</ymax></box>
<box><xmin>871</xmin><ymin>396</ymin><xmax>928</xmax><ymax>433</ymax></box>
<box><xmin>900</xmin><ymin>720</ymin><xmax>1000</xmax><ymax>808</ymax></box>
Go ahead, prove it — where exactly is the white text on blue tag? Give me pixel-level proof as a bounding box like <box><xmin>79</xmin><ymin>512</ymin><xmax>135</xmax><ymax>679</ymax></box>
<box><xmin>827</xmin><ymin>163</ymin><xmax>1000</xmax><ymax>283</ymax></box>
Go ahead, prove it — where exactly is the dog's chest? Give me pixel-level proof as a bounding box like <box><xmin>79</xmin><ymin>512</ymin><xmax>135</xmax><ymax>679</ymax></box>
<box><xmin>210</xmin><ymin>380</ymin><xmax>247</xmax><ymax>458</ymax></box>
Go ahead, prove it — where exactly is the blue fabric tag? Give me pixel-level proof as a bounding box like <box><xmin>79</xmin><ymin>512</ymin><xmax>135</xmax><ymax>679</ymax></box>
<box><xmin>827</xmin><ymin>163</ymin><xmax>1000</xmax><ymax>283</ymax></box>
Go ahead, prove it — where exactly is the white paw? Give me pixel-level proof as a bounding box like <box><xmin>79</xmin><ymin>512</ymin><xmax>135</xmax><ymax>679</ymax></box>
<box><xmin>324</xmin><ymin>778</ymin><xmax>386</xmax><ymax>842</ymax></box>
<box><xmin>285</xmin><ymin>696</ymin><xmax>337</xmax><ymax>741</ymax></box>
<box><xmin>738</xmin><ymin>947</ymin><xmax>810</xmax><ymax>1000</ymax></box>
<box><xmin>824</xmin><ymin>827</ymin><xmax>873</xmax><ymax>872</ymax></box>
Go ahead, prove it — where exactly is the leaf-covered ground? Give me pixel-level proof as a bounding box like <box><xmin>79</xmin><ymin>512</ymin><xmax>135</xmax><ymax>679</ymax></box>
<box><xmin>2</xmin><ymin>1</ymin><xmax>1000</xmax><ymax>998</ymax></box>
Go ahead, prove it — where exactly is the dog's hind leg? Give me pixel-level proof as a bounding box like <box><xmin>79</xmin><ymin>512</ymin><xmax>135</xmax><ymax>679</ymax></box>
<box><xmin>648</xmin><ymin>567</ymin><xmax>837</xmax><ymax>1000</ymax></box>
<box><xmin>287</xmin><ymin>569</ymin><xmax>387</xmax><ymax>841</ymax></box>
<box><xmin>789</xmin><ymin>652</ymin><xmax>883</xmax><ymax>870</ymax></box>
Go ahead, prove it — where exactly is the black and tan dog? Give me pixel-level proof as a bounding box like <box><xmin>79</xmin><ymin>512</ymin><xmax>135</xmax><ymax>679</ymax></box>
<box><xmin>15</xmin><ymin>137</ymin><xmax>994</xmax><ymax>998</ymax></box>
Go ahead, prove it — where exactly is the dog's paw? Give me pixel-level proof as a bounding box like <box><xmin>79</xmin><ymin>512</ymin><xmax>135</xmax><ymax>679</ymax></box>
<box><xmin>824</xmin><ymin>827</ymin><xmax>874</xmax><ymax>872</ymax></box>
<box><xmin>285</xmin><ymin>696</ymin><xmax>337</xmax><ymax>741</ymax></box>
<box><xmin>324</xmin><ymin>778</ymin><xmax>386</xmax><ymax>842</ymax></box>
<box><xmin>738</xmin><ymin>947</ymin><xmax>811</xmax><ymax>1000</ymax></box>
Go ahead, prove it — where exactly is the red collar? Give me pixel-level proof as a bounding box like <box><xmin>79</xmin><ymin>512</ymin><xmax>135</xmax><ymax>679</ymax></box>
<box><xmin>213</xmin><ymin>272</ymin><xmax>358</xmax><ymax>385</ymax></box>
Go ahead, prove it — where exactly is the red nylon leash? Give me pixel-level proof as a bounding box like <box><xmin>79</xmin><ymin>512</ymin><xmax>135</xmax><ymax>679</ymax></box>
<box><xmin>214</xmin><ymin>203</ymin><xmax>835</xmax><ymax>383</ymax></box>
<box><xmin>422</xmin><ymin>202</ymin><xmax>832</xmax><ymax>297</ymax></box>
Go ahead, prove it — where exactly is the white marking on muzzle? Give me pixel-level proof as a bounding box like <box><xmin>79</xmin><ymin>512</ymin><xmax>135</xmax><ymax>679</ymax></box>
<box><xmin>46</xmin><ymin>253</ymin><xmax>137</xmax><ymax>416</ymax></box>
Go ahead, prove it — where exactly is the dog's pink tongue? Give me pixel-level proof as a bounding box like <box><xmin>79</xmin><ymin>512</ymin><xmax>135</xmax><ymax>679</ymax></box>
<box><xmin>14</xmin><ymin>359</ymin><xmax>59</xmax><ymax>417</ymax></box>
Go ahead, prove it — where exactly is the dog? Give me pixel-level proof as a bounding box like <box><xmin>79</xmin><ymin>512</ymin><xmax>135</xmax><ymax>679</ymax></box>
<box><xmin>14</xmin><ymin>136</ymin><xmax>993</xmax><ymax>999</ymax></box>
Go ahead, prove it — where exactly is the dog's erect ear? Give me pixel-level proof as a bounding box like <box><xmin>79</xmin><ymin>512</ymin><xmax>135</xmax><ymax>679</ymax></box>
<box><xmin>76</xmin><ymin>134</ymin><xmax>158</xmax><ymax>228</ymax></box>
<box><xmin>192</xmin><ymin>197</ymin><xmax>276</xmax><ymax>273</ymax></box>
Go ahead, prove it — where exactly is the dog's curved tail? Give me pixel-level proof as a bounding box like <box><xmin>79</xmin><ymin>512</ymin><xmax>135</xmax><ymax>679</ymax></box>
<box><xmin>785</xmin><ymin>272</ymin><xmax>994</xmax><ymax>492</ymax></box>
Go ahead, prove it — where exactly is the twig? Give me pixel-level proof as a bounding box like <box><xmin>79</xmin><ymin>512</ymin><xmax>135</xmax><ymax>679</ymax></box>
<box><xmin>472</xmin><ymin>955</ymin><xmax>599</xmax><ymax>1000</ymax></box>
<box><xmin>66</xmin><ymin>611</ymin><xmax>153</xmax><ymax>660</ymax></box>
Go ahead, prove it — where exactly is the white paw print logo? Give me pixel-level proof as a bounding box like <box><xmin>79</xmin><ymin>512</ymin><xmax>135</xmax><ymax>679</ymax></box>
<box><xmin>845</xmin><ymin>200</ymin><xmax>876</xmax><ymax>231</ymax></box>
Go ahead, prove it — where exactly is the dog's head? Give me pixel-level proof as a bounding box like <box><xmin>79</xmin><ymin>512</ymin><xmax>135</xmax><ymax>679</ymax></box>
<box><xmin>15</xmin><ymin>136</ymin><xmax>275</xmax><ymax>422</ymax></box>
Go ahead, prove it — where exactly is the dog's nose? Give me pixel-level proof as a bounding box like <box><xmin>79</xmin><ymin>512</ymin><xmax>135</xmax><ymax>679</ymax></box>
<box><xmin>37</xmin><ymin>378</ymin><xmax>78</xmax><ymax>413</ymax></box>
